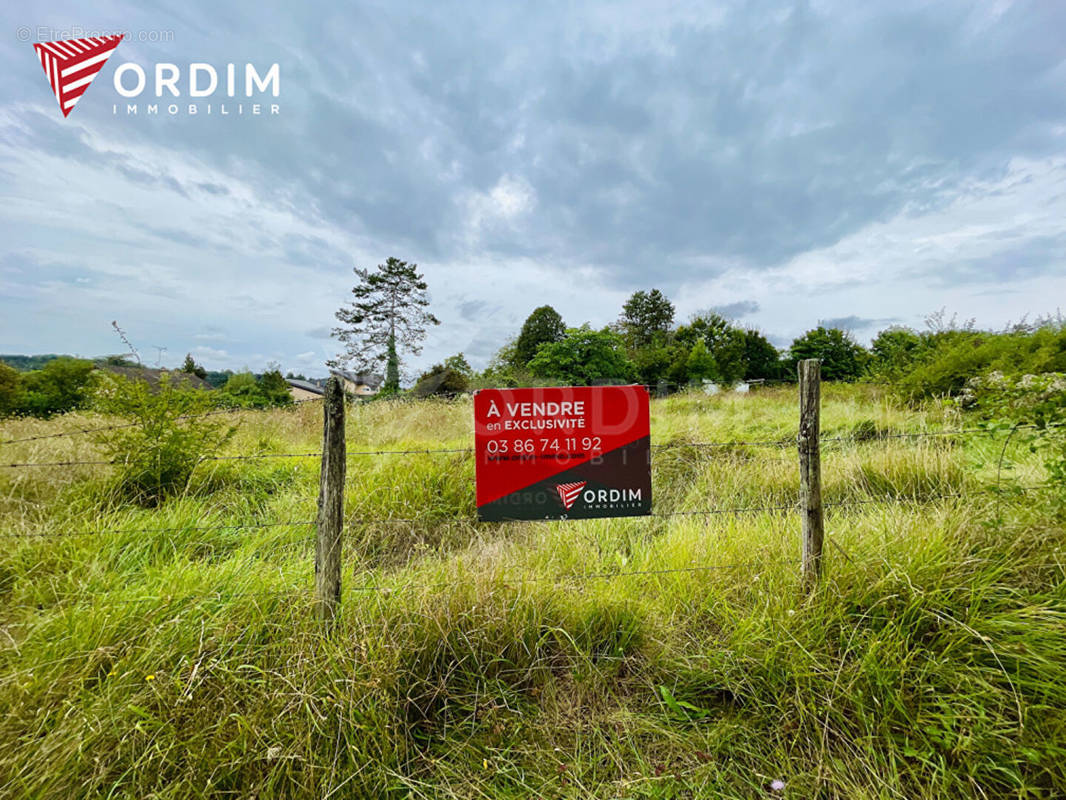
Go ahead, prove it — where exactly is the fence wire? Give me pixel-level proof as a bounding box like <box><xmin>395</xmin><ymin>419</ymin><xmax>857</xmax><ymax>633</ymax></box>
<box><xmin>5</xmin><ymin>556</ymin><xmax>798</xmax><ymax>612</ymax></box>
<box><xmin>2</xmin><ymin>485</ymin><xmax>1044</xmax><ymax>540</ymax></box>
<box><xmin>8</xmin><ymin>545</ymin><xmax>1063</xmax><ymax>613</ymax></box>
<box><xmin>0</xmin><ymin>485</ymin><xmax>1052</xmax><ymax>614</ymax></box>
<box><xmin>0</xmin><ymin>405</ymin><xmax>281</xmax><ymax>446</ymax></box>
<box><xmin>4</xmin><ymin>519</ymin><xmax>317</xmax><ymax>540</ymax></box>
<box><xmin>0</xmin><ymin>423</ymin><xmax>1035</xmax><ymax>469</ymax></box>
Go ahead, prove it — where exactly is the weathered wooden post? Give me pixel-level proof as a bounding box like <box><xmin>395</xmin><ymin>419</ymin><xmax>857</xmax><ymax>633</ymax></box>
<box><xmin>798</xmin><ymin>359</ymin><xmax>824</xmax><ymax>589</ymax></box>
<box><xmin>315</xmin><ymin>376</ymin><xmax>346</xmax><ymax>627</ymax></box>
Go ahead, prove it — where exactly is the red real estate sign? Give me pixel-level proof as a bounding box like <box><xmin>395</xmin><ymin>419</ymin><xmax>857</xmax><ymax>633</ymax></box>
<box><xmin>474</xmin><ymin>386</ymin><xmax>651</xmax><ymax>521</ymax></box>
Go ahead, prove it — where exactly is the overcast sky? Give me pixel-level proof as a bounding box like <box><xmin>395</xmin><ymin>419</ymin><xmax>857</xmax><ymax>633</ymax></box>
<box><xmin>2</xmin><ymin>0</ymin><xmax>1065</xmax><ymax>376</ymax></box>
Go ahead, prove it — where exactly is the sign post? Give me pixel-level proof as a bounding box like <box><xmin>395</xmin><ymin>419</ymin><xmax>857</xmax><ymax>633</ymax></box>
<box><xmin>474</xmin><ymin>385</ymin><xmax>651</xmax><ymax>521</ymax></box>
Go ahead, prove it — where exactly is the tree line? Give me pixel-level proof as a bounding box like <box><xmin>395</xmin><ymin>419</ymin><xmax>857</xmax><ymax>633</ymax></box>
<box><xmin>323</xmin><ymin>260</ymin><xmax>871</xmax><ymax>394</ymax></box>
<box><xmin>4</xmin><ymin>256</ymin><xmax>1064</xmax><ymax>416</ymax></box>
<box><xmin>0</xmin><ymin>355</ymin><xmax>294</xmax><ymax>419</ymax></box>
<box><xmin>480</xmin><ymin>291</ymin><xmax>792</xmax><ymax>388</ymax></box>
<box><xmin>474</xmin><ymin>301</ymin><xmax>1066</xmax><ymax>394</ymax></box>
<box><xmin>325</xmin><ymin>258</ymin><xmax>1066</xmax><ymax>398</ymax></box>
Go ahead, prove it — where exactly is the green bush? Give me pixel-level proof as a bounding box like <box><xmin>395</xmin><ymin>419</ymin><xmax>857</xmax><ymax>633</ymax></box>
<box><xmin>866</xmin><ymin>320</ymin><xmax>1066</xmax><ymax>401</ymax></box>
<box><xmin>892</xmin><ymin>332</ymin><xmax>990</xmax><ymax>399</ymax></box>
<box><xmin>789</xmin><ymin>327</ymin><xmax>868</xmax><ymax>381</ymax></box>
<box><xmin>684</xmin><ymin>339</ymin><xmax>716</xmax><ymax>382</ymax></box>
<box><xmin>413</xmin><ymin>364</ymin><xmax>470</xmax><ymax>397</ymax></box>
<box><xmin>742</xmin><ymin>328</ymin><xmax>786</xmax><ymax>380</ymax></box>
<box><xmin>892</xmin><ymin>327</ymin><xmax>1066</xmax><ymax>401</ymax></box>
<box><xmin>675</xmin><ymin>313</ymin><xmax>747</xmax><ymax>384</ymax></box>
<box><xmin>528</xmin><ymin>325</ymin><xmax>636</xmax><ymax>385</ymax></box>
<box><xmin>258</xmin><ymin>369</ymin><xmax>294</xmax><ymax>406</ymax></box>
<box><xmin>180</xmin><ymin>353</ymin><xmax>208</xmax><ymax>380</ymax></box>
<box><xmin>92</xmin><ymin>372</ymin><xmax>236</xmax><ymax>506</ymax></box>
<box><xmin>961</xmin><ymin>370</ymin><xmax>1066</xmax><ymax>512</ymax></box>
<box><xmin>869</xmin><ymin>326</ymin><xmax>927</xmax><ymax>380</ymax></box>
<box><xmin>13</xmin><ymin>357</ymin><xmax>95</xmax><ymax>418</ymax></box>
<box><xmin>0</xmin><ymin>362</ymin><xmax>18</xmax><ymax>417</ymax></box>
<box><xmin>216</xmin><ymin>370</ymin><xmax>293</xmax><ymax>409</ymax></box>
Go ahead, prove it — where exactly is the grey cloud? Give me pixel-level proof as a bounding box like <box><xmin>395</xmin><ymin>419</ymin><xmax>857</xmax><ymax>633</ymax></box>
<box><xmin>921</xmin><ymin>234</ymin><xmax>1066</xmax><ymax>286</ymax></box>
<box><xmin>115</xmin><ymin>164</ymin><xmax>189</xmax><ymax>197</ymax></box>
<box><xmin>281</xmin><ymin>234</ymin><xmax>354</xmax><ymax>271</ymax></box>
<box><xmin>462</xmin><ymin>326</ymin><xmax>512</xmax><ymax>361</ymax></box>
<box><xmin>421</xmin><ymin>3</ymin><xmax>1058</xmax><ymax>283</ymax></box>
<box><xmin>1</xmin><ymin>0</ymin><xmax>1065</xmax><ymax>372</ymax></box>
<box><xmin>969</xmin><ymin>286</ymin><xmax>1022</xmax><ymax>298</ymax></box>
<box><xmin>193</xmin><ymin>326</ymin><xmax>227</xmax><ymax>341</ymax></box>
<box><xmin>710</xmin><ymin>300</ymin><xmax>760</xmax><ymax>319</ymax></box>
<box><xmin>457</xmin><ymin>299</ymin><xmax>490</xmax><ymax>321</ymax></box>
<box><xmin>143</xmin><ymin>226</ymin><xmax>207</xmax><ymax>248</ymax></box>
<box><xmin>10</xmin><ymin>1</ymin><xmax>1060</xmax><ymax>291</ymax></box>
<box><xmin>818</xmin><ymin>315</ymin><xmax>899</xmax><ymax>331</ymax></box>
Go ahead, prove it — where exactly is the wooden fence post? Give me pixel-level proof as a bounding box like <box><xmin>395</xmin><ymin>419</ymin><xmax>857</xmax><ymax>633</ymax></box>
<box><xmin>315</xmin><ymin>376</ymin><xmax>346</xmax><ymax>627</ymax></box>
<box><xmin>798</xmin><ymin>359</ymin><xmax>824</xmax><ymax>589</ymax></box>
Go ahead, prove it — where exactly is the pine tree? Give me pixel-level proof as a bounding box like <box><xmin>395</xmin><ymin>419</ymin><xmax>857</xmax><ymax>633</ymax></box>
<box><xmin>619</xmin><ymin>289</ymin><xmax>675</xmax><ymax>349</ymax></box>
<box><xmin>180</xmin><ymin>353</ymin><xmax>207</xmax><ymax>380</ymax></box>
<box><xmin>515</xmin><ymin>306</ymin><xmax>566</xmax><ymax>365</ymax></box>
<box><xmin>328</xmin><ymin>257</ymin><xmax>440</xmax><ymax>393</ymax></box>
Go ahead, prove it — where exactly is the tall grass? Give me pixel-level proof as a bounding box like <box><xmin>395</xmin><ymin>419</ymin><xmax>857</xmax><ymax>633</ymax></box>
<box><xmin>0</xmin><ymin>388</ymin><xmax>1063</xmax><ymax>798</ymax></box>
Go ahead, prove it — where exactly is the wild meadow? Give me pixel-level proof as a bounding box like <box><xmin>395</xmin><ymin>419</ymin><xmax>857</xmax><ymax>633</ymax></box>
<box><xmin>0</xmin><ymin>385</ymin><xmax>1063</xmax><ymax>798</ymax></box>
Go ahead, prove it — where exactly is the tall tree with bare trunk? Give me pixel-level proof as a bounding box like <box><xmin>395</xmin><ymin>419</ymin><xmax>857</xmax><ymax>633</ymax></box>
<box><xmin>329</xmin><ymin>257</ymin><xmax>439</xmax><ymax>393</ymax></box>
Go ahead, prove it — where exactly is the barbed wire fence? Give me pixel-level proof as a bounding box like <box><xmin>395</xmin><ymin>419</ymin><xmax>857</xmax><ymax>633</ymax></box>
<box><xmin>2</xmin><ymin>425</ymin><xmax>1045</xmax><ymax>469</ymax></box>
<box><xmin>0</xmin><ymin>400</ymin><xmax>326</xmax><ymax>446</ymax></box>
<box><xmin>0</xmin><ymin>365</ymin><xmax>1056</xmax><ymax>622</ymax></box>
<box><xmin>2</xmin><ymin>480</ymin><xmax>1053</xmax><ymax>616</ymax></box>
<box><xmin>0</xmin><ymin>485</ymin><xmax>1043</xmax><ymax>545</ymax></box>
<box><xmin>0</xmin><ymin>376</ymin><xmax>797</xmax><ymax>447</ymax></box>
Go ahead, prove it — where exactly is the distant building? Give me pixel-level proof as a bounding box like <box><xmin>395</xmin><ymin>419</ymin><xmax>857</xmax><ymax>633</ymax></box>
<box><xmin>702</xmin><ymin>379</ymin><xmax>754</xmax><ymax>395</ymax></box>
<box><xmin>285</xmin><ymin>378</ymin><xmax>325</xmax><ymax>403</ymax></box>
<box><xmin>329</xmin><ymin>369</ymin><xmax>382</xmax><ymax>397</ymax></box>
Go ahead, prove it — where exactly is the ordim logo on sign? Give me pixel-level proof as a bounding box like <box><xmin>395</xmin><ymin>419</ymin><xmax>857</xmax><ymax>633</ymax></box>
<box><xmin>555</xmin><ymin>480</ymin><xmax>644</xmax><ymax>513</ymax></box>
<box><xmin>33</xmin><ymin>35</ymin><xmax>123</xmax><ymax>117</ymax></box>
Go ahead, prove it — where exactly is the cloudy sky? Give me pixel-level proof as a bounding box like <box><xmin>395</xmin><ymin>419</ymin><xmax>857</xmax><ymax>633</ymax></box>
<box><xmin>2</xmin><ymin>1</ymin><xmax>1065</xmax><ymax>376</ymax></box>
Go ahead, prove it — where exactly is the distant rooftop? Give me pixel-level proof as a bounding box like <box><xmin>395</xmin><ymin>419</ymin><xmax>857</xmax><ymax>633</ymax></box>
<box><xmin>97</xmin><ymin>365</ymin><xmax>213</xmax><ymax>391</ymax></box>
<box><xmin>285</xmin><ymin>378</ymin><xmax>325</xmax><ymax>395</ymax></box>
<box><xmin>329</xmin><ymin>369</ymin><xmax>383</xmax><ymax>390</ymax></box>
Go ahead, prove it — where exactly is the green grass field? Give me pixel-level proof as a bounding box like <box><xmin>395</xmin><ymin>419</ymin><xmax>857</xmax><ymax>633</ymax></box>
<box><xmin>1</xmin><ymin>385</ymin><xmax>1064</xmax><ymax>798</ymax></box>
